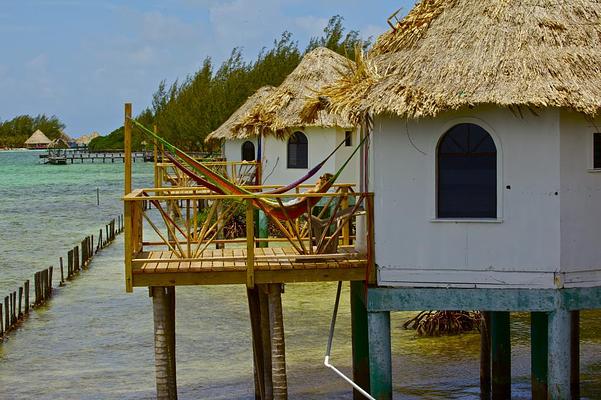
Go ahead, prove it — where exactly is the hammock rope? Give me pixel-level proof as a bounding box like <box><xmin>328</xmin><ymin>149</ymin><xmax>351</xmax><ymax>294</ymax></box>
<box><xmin>129</xmin><ymin>118</ymin><xmax>367</xmax><ymax>221</ymax></box>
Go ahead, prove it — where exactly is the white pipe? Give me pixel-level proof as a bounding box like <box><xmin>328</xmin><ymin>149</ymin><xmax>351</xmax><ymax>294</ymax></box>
<box><xmin>324</xmin><ymin>356</ymin><xmax>376</xmax><ymax>400</ymax></box>
<box><xmin>324</xmin><ymin>282</ymin><xmax>376</xmax><ymax>400</ymax></box>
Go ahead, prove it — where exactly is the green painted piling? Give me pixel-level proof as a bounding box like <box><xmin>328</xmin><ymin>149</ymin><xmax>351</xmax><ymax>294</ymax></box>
<box><xmin>571</xmin><ymin>311</ymin><xmax>580</xmax><ymax>400</ymax></box>
<box><xmin>351</xmin><ymin>281</ymin><xmax>370</xmax><ymax>399</ymax></box>
<box><xmin>531</xmin><ymin>312</ymin><xmax>548</xmax><ymax>400</ymax></box>
<box><xmin>491</xmin><ymin>311</ymin><xmax>511</xmax><ymax>400</ymax></box>
<box><xmin>480</xmin><ymin>311</ymin><xmax>492</xmax><ymax>400</ymax></box>
<box><xmin>368</xmin><ymin>310</ymin><xmax>392</xmax><ymax>400</ymax></box>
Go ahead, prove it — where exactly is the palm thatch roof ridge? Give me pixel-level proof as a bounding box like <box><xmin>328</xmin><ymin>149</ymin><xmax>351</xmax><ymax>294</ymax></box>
<box><xmin>232</xmin><ymin>47</ymin><xmax>356</xmax><ymax>139</ymax></box>
<box><xmin>304</xmin><ymin>0</ymin><xmax>601</xmax><ymax>122</ymax></box>
<box><xmin>205</xmin><ymin>86</ymin><xmax>276</xmax><ymax>142</ymax></box>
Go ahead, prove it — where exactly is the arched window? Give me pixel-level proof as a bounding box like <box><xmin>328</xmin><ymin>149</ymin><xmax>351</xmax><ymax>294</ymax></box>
<box><xmin>241</xmin><ymin>141</ymin><xmax>255</xmax><ymax>161</ymax></box>
<box><xmin>287</xmin><ymin>131</ymin><xmax>308</xmax><ymax>169</ymax></box>
<box><xmin>438</xmin><ymin>123</ymin><xmax>497</xmax><ymax>218</ymax></box>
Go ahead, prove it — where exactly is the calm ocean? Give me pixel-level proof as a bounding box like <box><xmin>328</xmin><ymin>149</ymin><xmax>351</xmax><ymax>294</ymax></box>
<box><xmin>0</xmin><ymin>150</ymin><xmax>599</xmax><ymax>399</ymax></box>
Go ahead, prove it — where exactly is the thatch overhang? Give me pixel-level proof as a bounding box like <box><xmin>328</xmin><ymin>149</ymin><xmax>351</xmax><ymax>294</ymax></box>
<box><xmin>205</xmin><ymin>86</ymin><xmax>276</xmax><ymax>142</ymax></box>
<box><xmin>231</xmin><ymin>47</ymin><xmax>357</xmax><ymax>139</ymax></box>
<box><xmin>304</xmin><ymin>0</ymin><xmax>601</xmax><ymax>123</ymax></box>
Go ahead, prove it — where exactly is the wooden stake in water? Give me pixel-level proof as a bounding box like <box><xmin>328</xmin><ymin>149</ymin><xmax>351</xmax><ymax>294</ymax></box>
<box><xmin>24</xmin><ymin>280</ymin><xmax>29</xmax><ymax>313</ymax></box>
<box><xmin>97</xmin><ymin>187</ymin><xmax>100</xmax><ymax>206</ymax></box>
<box><xmin>18</xmin><ymin>287</ymin><xmax>23</xmax><ymax>318</ymax></box>
<box><xmin>59</xmin><ymin>257</ymin><xmax>65</xmax><ymax>286</ymax></box>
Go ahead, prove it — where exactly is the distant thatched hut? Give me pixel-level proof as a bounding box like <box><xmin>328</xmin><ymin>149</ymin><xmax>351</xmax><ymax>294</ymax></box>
<box><xmin>206</xmin><ymin>47</ymin><xmax>359</xmax><ymax>186</ymax></box>
<box><xmin>24</xmin><ymin>130</ymin><xmax>52</xmax><ymax>149</ymax></box>
<box><xmin>304</xmin><ymin>1</ymin><xmax>601</xmax><ymax>397</ymax></box>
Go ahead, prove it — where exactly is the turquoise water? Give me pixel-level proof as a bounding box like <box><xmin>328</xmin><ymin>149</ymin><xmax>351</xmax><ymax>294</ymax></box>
<box><xmin>0</xmin><ymin>150</ymin><xmax>600</xmax><ymax>399</ymax></box>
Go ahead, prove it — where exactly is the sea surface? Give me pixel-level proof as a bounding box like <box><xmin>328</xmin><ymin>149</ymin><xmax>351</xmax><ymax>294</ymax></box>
<box><xmin>0</xmin><ymin>150</ymin><xmax>600</xmax><ymax>399</ymax></box>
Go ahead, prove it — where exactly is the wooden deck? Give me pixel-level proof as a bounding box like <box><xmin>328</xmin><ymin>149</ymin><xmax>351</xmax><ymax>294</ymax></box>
<box><xmin>131</xmin><ymin>247</ymin><xmax>367</xmax><ymax>287</ymax></box>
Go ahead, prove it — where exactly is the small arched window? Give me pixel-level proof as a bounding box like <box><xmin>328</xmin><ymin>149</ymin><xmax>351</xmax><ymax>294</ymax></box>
<box><xmin>241</xmin><ymin>141</ymin><xmax>255</xmax><ymax>161</ymax></box>
<box><xmin>438</xmin><ymin>123</ymin><xmax>497</xmax><ymax>218</ymax></box>
<box><xmin>287</xmin><ymin>131</ymin><xmax>308</xmax><ymax>169</ymax></box>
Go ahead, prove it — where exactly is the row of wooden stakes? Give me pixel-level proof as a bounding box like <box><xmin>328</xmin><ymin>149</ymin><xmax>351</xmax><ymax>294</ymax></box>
<box><xmin>0</xmin><ymin>216</ymin><xmax>124</xmax><ymax>340</ymax></box>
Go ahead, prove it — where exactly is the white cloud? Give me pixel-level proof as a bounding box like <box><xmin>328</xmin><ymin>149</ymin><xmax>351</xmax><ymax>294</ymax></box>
<box><xmin>293</xmin><ymin>15</ymin><xmax>329</xmax><ymax>38</ymax></box>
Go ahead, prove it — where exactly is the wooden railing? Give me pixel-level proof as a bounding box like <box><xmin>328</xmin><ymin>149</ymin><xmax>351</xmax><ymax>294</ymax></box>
<box><xmin>123</xmin><ymin>185</ymin><xmax>374</xmax><ymax>291</ymax></box>
<box><xmin>155</xmin><ymin>160</ymin><xmax>260</xmax><ymax>188</ymax></box>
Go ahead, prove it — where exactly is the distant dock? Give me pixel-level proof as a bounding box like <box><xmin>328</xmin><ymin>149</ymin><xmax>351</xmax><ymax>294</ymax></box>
<box><xmin>43</xmin><ymin>149</ymin><xmax>148</xmax><ymax>164</ymax></box>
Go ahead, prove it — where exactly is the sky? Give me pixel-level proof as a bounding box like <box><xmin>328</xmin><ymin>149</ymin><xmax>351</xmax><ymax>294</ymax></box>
<box><xmin>0</xmin><ymin>0</ymin><xmax>416</xmax><ymax>137</ymax></box>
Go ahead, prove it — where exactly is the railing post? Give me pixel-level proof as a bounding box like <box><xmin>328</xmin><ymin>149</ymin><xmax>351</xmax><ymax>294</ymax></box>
<box><xmin>341</xmin><ymin>186</ymin><xmax>350</xmax><ymax>246</ymax></box>
<box><xmin>366</xmin><ymin>193</ymin><xmax>376</xmax><ymax>284</ymax></box>
<box><xmin>246</xmin><ymin>199</ymin><xmax>255</xmax><ymax>289</ymax></box>
<box><xmin>124</xmin><ymin>103</ymin><xmax>132</xmax><ymax>195</ymax></box>
<box><xmin>124</xmin><ymin>200</ymin><xmax>133</xmax><ymax>292</ymax></box>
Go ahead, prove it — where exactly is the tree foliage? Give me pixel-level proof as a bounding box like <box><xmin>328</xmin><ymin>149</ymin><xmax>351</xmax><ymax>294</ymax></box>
<box><xmin>0</xmin><ymin>114</ymin><xmax>66</xmax><ymax>148</ymax></box>
<box><xmin>92</xmin><ymin>16</ymin><xmax>370</xmax><ymax>151</ymax></box>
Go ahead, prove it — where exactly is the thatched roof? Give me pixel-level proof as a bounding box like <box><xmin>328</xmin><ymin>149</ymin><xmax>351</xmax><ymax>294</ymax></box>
<box><xmin>24</xmin><ymin>129</ymin><xmax>51</xmax><ymax>145</ymax></box>
<box><xmin>75</xmin><ymin>131</ymin><xmax>100</xmax><ymax>145</ymax></box>
<box><xmin>232</xmin><ymin>47</ymin><xmax>356</xmax><ymax>139</ymax></box>
<box><xmin>305</xmin><ymin>0</ymin><xmax>601</xmax><ymax>122</ymax></box>
<box><xmin>205</xmin><ymin>86</ymin><xmax>276</xmax><ymax>142</ymax></box>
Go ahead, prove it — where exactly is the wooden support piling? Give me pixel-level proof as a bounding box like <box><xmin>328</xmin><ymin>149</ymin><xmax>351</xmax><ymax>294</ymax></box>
<box><xmin>268</xmin><ymin>284</ymin><xmax>287</xmax><ymax>400</ymax></box>
<box><xmin>0</xmin><ymin>305</ymin><xmax>3</xmax><ymax>336</ymax></box>
<box><xmin>151</xmin><ymin>286</ymin><xmax>178</xmax><ymax>400</ymax></box>
<box><xmin>68</xmin><ymin>250</ymin><xmax>73</xmax><ymax>278</ymax></box>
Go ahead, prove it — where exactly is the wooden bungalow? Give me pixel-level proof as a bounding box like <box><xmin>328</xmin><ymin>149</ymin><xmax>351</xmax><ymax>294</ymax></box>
<box><xmin>304</xmin><ymin>1</ymin><xmax>601</xmax><ymax>399</ymax></box>
<box><xmin>206</xmin><ymin>47</ymin><xmax>359</xmax><ymax>186</ymax></box>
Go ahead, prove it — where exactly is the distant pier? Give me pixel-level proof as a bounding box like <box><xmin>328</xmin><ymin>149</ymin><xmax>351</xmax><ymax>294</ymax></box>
<box><xmin>43</xmin><ymin>149</ymin><xmax>147</xmax><ymax>164</ymax></box>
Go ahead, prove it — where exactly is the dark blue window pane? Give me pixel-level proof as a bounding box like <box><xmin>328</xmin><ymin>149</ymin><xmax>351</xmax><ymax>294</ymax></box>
<box><xmin>594</xmin><ymin>133</ymin><xmax>601</xmax><ymax>169</ymax></box>
<box><xmin>287</xmin><ymin>131</ymin><xmax>308</xmax><ymax>168</ymax></box>
<box><xmin>438</xmin><ymin>124</ymin><xmax>497</xmax><ymax>218</ymax></box>
<box><xmin>241</xmin><ymin>141</ymin><xmax>255</xmax><ymax>161</ymax></box>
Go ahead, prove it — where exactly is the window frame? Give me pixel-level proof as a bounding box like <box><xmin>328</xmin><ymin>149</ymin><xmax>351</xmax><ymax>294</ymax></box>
<box><xmin>287</xmin><ymin>131</ymin><xmax>308</xmax><ymax>169</ymax></box>
<box><xmin>431</xmin><ymin>118</ymin><xmax>503</xmax><ymax>223</ymax></box>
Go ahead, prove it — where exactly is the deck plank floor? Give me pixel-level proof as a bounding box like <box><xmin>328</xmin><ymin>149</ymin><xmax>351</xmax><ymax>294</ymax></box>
<box><xmin>131</xmin><ymin>247</ymin><xmax>367</xmax><ymax>286</ymax></box>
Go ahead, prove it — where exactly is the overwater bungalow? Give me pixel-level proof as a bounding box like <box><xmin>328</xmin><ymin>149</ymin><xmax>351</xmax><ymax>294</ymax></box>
<box><xmin>303</xmin><ymin>0</ymin><xmax>601</xmax><ymax>398</ymax></box>
<box><xmin>24</xmin><ymin>129</ymin><xmax>52</xmax><ymax>149</ymax></box>
<box><xmin>206</xmin><ymin>47</ymin><xmax>359</xmax><ymax>186</ymax></box>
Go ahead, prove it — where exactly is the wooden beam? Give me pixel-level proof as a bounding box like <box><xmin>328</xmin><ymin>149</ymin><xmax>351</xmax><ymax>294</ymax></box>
<box><xmin>132</xmin><ymin>268</ymin><xmax>366</xmax><ymax>287</ymax></box>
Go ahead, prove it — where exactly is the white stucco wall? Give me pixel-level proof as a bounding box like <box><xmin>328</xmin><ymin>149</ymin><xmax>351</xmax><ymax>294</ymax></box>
<box><xmin>370</xmin><ymin>106</ymin><xmax>563</xmax><ymax>289</ymax></box>
<box><xmin>559</xmin><ymin>111</ymin><xmax>601</xmax><ymax>287</ymax></box>
<box><xmin>222</xmin><ymin>127</ymin><xmax>359</xmax><ymax>187</ymax></box>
